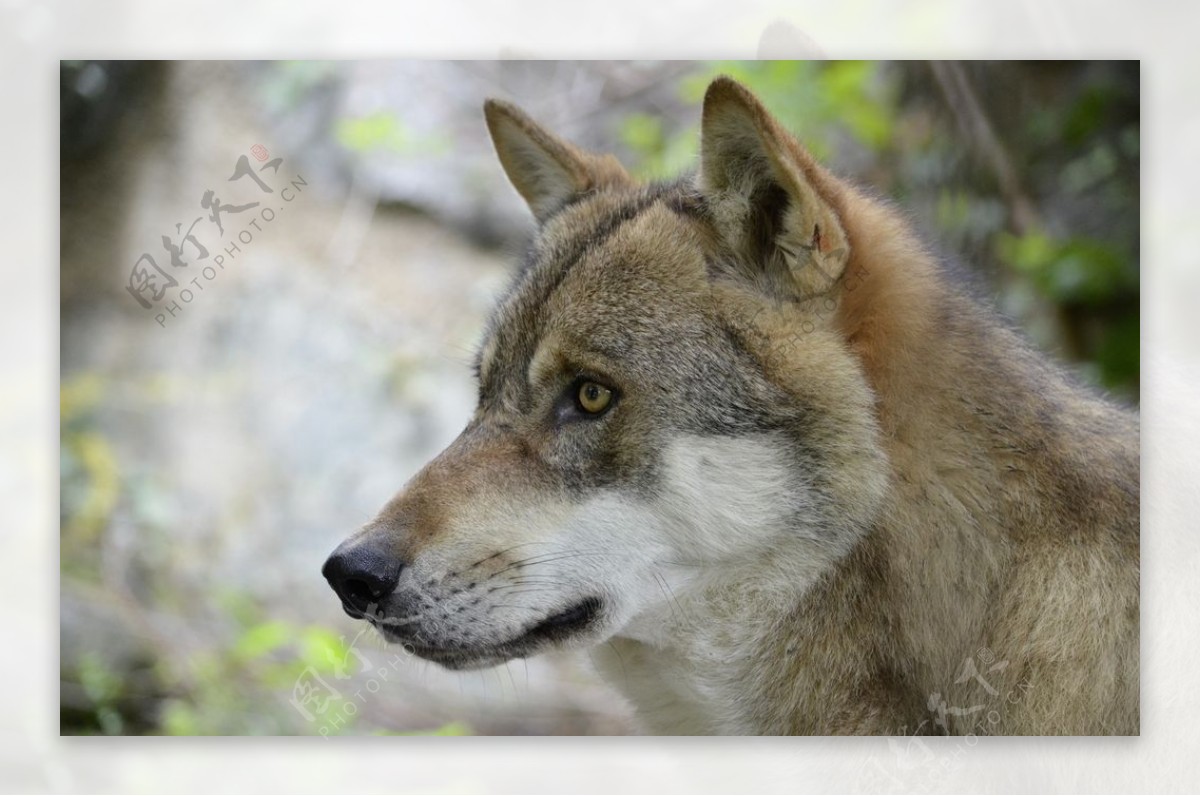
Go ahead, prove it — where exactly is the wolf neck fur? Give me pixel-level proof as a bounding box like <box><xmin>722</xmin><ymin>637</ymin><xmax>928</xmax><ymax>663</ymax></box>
<box><xmin>604</xmin><ymin>193</ymin><xmax>1096</xmax><ymax>733</ymax></box>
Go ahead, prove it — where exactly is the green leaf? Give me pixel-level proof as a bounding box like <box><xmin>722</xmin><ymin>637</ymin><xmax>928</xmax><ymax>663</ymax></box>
<box><xmin>336</xmin><ymin>112</ymin><xmax>408</xmax><ymax>153</ymax></box>
<box><xmin>161</xmin><ymin>700</ymin><xmax>201</xmax><ymax>736</ymax></box>
<box><xmin>384</xmin><ymin>720</ymin><xmax>472</xmax><ymax>736</ymax></box>
<box><xmin>334</xmin><ymin>112</ymin><xmax>451</xmax><ymax>156</ymax></box>
<box><xmin>997</xmin><ymin>231</ymin><xmax>1134</xmax><ymax>304</ymax></box>
<box><xmin>298</xmin><ymin>625</ymin><xmax>353</xmax><ymax>674</ymax></box>
<box><xmin>233</xmin><ymin>621</ymin><xmax>294</xmax><ymax>660</ymax></box>
<box><xmin>1096</xmin><ymin>314</ymin><xmax>1140</xmax><ymax>390</ymax></box>
<box><xmin>78</xmin><ymin>652</ymin><xmax>121</xmax><ymax>704</ymax></box>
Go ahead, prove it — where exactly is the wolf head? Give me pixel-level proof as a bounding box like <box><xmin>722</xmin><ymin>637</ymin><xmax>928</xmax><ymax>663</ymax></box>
<box><xmin>323</xmin><ymin>77</ymin><xmax>889</xmax><ymax>669</ymax></box>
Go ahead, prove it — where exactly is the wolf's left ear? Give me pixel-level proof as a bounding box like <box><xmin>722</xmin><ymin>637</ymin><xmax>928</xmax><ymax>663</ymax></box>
<box><xmin>698</xmin><ymin>77</ymin><xmax>850</xmax><ymax>297</ymax></box>
<box><xmin>484</xmin><ymin>99</ymin><xmax>631</xmax><ymax>224</ymax></box>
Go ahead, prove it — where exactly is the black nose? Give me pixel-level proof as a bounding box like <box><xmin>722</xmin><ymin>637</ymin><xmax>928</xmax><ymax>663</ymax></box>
<box><xmin>322</xmin><ymin>538</ymin><xmax>403</xmax><ymax>618</ymax></box>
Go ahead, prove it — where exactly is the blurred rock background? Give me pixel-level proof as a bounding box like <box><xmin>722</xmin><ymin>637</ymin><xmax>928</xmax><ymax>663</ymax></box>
<box><xmin>59</xmin><ymin>60</ymin><xmax>1139</xmax><ymax>736</ymax></box>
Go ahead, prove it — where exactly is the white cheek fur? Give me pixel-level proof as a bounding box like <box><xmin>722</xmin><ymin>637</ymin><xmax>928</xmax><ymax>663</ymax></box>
<box><xmin>549</xmin><ymin>433</ymin><xmax>828</xmax><ymax>632</ymax></box>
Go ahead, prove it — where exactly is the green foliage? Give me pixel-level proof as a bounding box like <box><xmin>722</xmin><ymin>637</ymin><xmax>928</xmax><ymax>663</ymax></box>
<box><xmin>335</xmin><ymin>112</ymin><xmax>450</xmax><ymax>156</ymax></box>
<box><xmin>60</xmin><ymin>374</ymin><xmax>386</xmax><ymax>735</ymax></box>
<box><xmin>997</xmin><ymin>229</ymin><xmax>1138</xmax><ymax>392</ymax></box>
<box><xmin>1061</xmin><ymin>142</ymin><xmax>1120</xmax><ymax>195</ymax></box>
<box><xmin>152</xmin><ymin>599</ymin><xmax>366</xmax><ymax>735</ymax></box>
<box><xmin>998</xmin><ymin>232</ymin><xmax>1135</xmax><ymax>305</ymax></box>
<box><xmin>232</xmin><ymin>620</ymin><xmax>294</xmax><ymax>661</ymax></box>
<box><xmin>77</xmin><ymin>653</ymin><xmax>126</xmax><ymax>735</ymax></box>
<box><xmin>617</xmin><ymin>112</ymin><xmax>697</xmax><ymax>180</ymax></box>
<box><xmin>683</xmin><ymin>60</ymin><xmax>893</xmax><ymax>153</ymax></box>
<box><xmin>622</xmin><ymin>60</ymin><xmax>894</xmax><ymax>179</ymax></box>
<box><xmin>1095</xmin><ymin>314</ymin><xmax>1140</xmax><ymax>392</ymax></box>
<box><xmin>60</xmin><ymin>375</ymin><xmax>119</xmax><ymax>549</ymax></box>
<box><xmin>378</xmin><ymin>720</ymin><xmax>472</xmax><ymax>736</ymax></box>
<box><xmin>1064</xmin><ymin>85</ymin><xmax>1119</xmax><ymax>148</ymax></box>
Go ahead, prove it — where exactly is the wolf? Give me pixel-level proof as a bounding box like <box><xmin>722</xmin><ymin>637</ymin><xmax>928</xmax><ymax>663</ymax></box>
<box><xmin>323</xmin><ymin>76</ymin><xmax>1139</xmax><ymax>735</ymax></box>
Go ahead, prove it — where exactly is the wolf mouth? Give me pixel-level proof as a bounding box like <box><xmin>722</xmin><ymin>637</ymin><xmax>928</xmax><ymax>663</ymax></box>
<box><xmin>376</xmin><ymin>597</ymin><xmax>602</xmax><ymax>669</ymax></box>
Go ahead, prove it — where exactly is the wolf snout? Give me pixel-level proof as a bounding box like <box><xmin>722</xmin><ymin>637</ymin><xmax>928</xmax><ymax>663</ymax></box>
<box><xmin>322</xmin><ymin>536</ymin><xmax>403</xmax><ymax>618</ymax></box>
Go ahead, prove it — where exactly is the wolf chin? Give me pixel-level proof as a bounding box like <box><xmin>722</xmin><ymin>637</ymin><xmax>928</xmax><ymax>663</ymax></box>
<box><xmin>323</xmin><ymin>76</ymin><xmax>1139</xmax><ymax>735</ymax></box>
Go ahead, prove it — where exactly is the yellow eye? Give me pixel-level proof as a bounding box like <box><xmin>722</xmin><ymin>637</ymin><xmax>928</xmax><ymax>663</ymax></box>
<box><xmin>576</xmin><ymin>381</ymin><xmax>614</xmax><ymax>414</ymax></box>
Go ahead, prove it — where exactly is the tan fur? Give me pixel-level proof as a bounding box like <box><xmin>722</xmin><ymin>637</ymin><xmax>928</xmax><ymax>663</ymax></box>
<box><xmin>329</xmin><ymin>76</ymin><xmax>1139</xmax><ymax>736</ymax></box>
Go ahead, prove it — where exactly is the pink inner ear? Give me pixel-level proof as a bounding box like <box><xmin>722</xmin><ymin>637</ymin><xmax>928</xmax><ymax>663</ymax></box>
<box><xmin>812</xmin><ymin>225</ymin><xmax>825</xmax><ymax>253</ymax></box>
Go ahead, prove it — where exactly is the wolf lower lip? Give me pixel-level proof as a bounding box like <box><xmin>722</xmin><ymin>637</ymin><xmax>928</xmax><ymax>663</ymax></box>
<box><xmin>376</xmin><ymin>597</ymin><xmax>602</xmax><ymax>667</ymax></box>
<box><xmin>522</xmin><ymin>597</ymin><xmax>601</xmax><ymax>643</ymax></box>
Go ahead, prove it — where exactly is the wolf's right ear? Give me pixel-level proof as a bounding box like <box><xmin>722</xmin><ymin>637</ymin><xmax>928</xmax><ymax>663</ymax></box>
<box><xmin>698</xmin><ymin>77</ymin><xmax>850</xmax><ymax>298</ymax></box>
<box><xmin>484</xmin><ymin>99</ymin><xmax>631</xmax><ymax>224</ymax></box>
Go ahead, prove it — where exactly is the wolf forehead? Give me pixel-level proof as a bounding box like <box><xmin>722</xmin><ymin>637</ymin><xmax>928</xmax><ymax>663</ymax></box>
<box><xmin>476</xmin><ymin>180</ymin><xmax>726</xmax><ymax>392</ymax></box>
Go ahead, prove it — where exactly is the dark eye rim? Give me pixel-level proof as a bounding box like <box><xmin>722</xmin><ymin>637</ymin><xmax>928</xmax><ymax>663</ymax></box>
<box><xmin>559</xmin><ymin>375</ymin><xmax>619</xmax><ymax>422</ymax></box>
